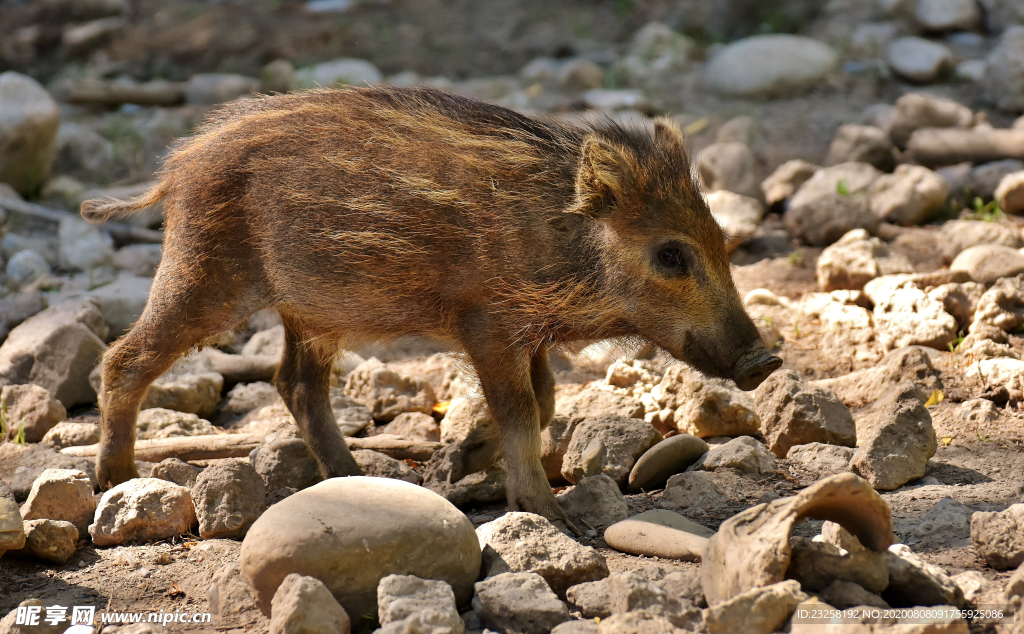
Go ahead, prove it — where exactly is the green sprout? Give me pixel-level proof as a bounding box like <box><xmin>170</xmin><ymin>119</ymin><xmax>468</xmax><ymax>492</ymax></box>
<box><xmin>785</xmin><ymin>249</ymin><xmax>805</xmax><ymax>266</ymax></box>
<box><xmin>14</xmin><ymin>420</ymin><xmax>25</xmax><ymax>446</ymax></box>
<box><xmin>836</xmin><ymin>179</ymin><xmax>849</xmax><ymax>196</ymax></box>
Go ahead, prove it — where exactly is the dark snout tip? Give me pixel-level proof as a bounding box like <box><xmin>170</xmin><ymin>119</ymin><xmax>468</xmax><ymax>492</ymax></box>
<box><xmin>733</xmin><ymin>350</ymin><xmax>783</xmax><ymax>391</ymax></box>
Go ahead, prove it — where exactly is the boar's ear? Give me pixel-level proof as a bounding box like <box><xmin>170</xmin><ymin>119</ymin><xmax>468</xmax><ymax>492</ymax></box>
<box><xmin>654</xmin><ymin>118</ymin><xmax>686</xmax><ymax>155</ymax></box>
<box><xmin>572</xmin><ymin>136</ymin><xmax>633</xmax><ymax>218</ymax></box>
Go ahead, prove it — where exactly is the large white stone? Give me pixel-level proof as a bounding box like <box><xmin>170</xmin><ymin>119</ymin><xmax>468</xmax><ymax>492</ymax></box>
<box><xmin>0</xmin><ymin>72</ymin><xmax>59</xmax><ymax>195</ymax></box>
<box><xmin>887</xmin><ymin>37</ymin><xmax>952</xmax><ymax>83</ymax></box>
<box><xmin>984</xmin><ymin>26</ymin><xmax>1024</xmax><ymax>112</ymax></box>
<box><xmin>704</xmin><ymin>35</ymin><xmax>838</xmax><ymax>98</ymax></box>
<box><xmin>89</xmin><ymin>478</ymin><xmax>197</xmax><ymax>546</ymax></box>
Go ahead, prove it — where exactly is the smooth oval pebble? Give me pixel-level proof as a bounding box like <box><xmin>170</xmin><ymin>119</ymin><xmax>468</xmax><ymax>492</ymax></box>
<box><xmin>627</xmin><ymin>434</ymin><xmax>709</xmax><ymax>493</ymax></box>
<box><xmin>240</xmin><ymin>476</ymin><xmax>481</xmax><ymax>619</ymax></box>
<box><xmin>603</xmin><ymin>509</ymin><xmax>714</xmax><ymax>561</ymax></box>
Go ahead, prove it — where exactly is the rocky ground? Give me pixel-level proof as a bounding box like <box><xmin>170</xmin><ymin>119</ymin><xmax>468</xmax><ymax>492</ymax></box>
<box><xmin>2</xmin><ymin>0</ymin><xmax>1024</xmax><ymax>633</ymax></box>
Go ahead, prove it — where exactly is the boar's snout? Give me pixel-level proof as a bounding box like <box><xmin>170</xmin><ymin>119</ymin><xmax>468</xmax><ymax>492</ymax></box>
<box><xmin>732</xmin><ymin>346</ymin><xmax>783</xmax><ymax>391</ymax></box>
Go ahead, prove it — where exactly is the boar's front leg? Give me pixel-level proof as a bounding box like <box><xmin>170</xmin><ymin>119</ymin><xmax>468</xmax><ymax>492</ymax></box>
<box><xmin>463</xmin><ymin>335</ymin><xmax>579</xmax><ymax>536</ymax></box>
<box><xmin>276</xmin><ymin>317</ymin><xmax>362</xmax><ymax>479</ymax></box>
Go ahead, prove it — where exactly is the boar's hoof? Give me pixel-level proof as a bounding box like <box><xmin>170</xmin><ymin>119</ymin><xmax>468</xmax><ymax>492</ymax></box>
<box><xmin>96</xmin><ymin>456</ymin><xmax>142</xmax><ymax>490</ymax></box>
<box><xmin>702</xmin><ymin>472</ymin><xmax>893</xmax><ymax>606</ymax></box>
<box><xmin>733</xmin><ymin>350</ymin><xmax>783</xmax><ymax>391</ymax></box>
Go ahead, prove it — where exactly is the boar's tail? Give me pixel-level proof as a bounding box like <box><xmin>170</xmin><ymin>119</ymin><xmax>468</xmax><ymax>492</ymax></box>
<box><xmin>80</xmin><ymin>181</ymin><xmax>170</xmax><ymax>224</ymax></box>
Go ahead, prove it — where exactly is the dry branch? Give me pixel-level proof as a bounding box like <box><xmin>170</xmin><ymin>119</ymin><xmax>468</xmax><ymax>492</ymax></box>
<box><xmin>0</xmin><ymin>196</ymin><xmax>164</xmax><ymax>244</ymax></box>
<box><xmin>64</xmin><ymin>79</ymin><xmax>186</xmax><ymax>107</ymax></box>
<box><xmin>906</xmin><ymin>127</ymin><xmax>1024</xmax><ymax>166</ymax></box>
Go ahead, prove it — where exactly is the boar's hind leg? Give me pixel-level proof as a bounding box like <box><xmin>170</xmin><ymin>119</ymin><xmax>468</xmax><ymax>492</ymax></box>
<box><xmin>276</xmin><ymin>317</ymin><xmax>361</xmax><ymax>479</ymax></box>
<box><xmin>466</xmin><ymin>339</ymin><xmax>579</xmax><ymax>536</ymax></box>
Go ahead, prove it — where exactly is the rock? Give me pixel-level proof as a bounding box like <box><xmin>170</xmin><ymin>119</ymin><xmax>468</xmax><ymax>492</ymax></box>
<box><xmin>851</xmin><ymin>383</ymin><xmax>936</xmax><ymax>490</ymax></box>
<box><xmin>814</xmin><ymin>345</ymin><xmax>943</xmax><ymax>406</ymax></box>
<box><xmin>40</xmin><ymin>420</ymin><xmax>99</xmax><ymax>449</ymax></box>
<box><xmin>269</xmin><ymin>573</ymin><xmax>351</xmax><ymax>634</ymax></box>
<box><xmin>142</xmin><ymin>372</ymin><xmax>224</xmax><ymax>418</ymax></box>
<box><xmin>886</xmin><ymin>37</ymin><xmax>953</xmax><ymax>83</ymax></box>
<box><xmin>136</xmin><ymin>408</ymin><xmax>218</xmax><ymax>439</ymax></box>
<box><xmin>184</xmin><ymin>73</ymin><xmax>259</xmax><ymax>105</ymax></box>
<box><xmin>0</xmin><ymin>384</ymin><xmax>66</xmax><ymax>443</ymax></box>
<box><xmin>242</xmin><ymin>325</ymin><xmax>284</xmax><ymax>357</ymax></box>
<box><xmin>966</xmin><ymin>357</ymin><xmax>1024</xmax><ymax>397</ymax></box>
<box><xmin>627</xmin><ymin>434</ymin><xmax>708</xmax><ymax>493</ymax></box>
<box><xmin>541</xmin><ymin>416</ymin><xmax>580</xmax><ymax>480</ymax></box>
<box><xmin>296</xmin><ymin>59</ymin><xmax>382</xmax><ymax>89</ymax></box>
<box><xmin>603</xmin><ymin>509</ymin><xmax>713</xmax><ymax>561</ymax></box>
<box><xmin>0</xmin><ymin>485</ymin><xmax>25</xmax><ymax>557</ymax></box>
<box><xmin>240</xmin><ymin>477</ymin><xmax>480</xmax><ymax>618</ymax></box>
<box><xmin>551</xmin><ymin>622</ymin><xmax>598</xmax><ymax>634</ymax></box>
<box><xmin>884</xmin><ymin>543</ymin><xmax>965</xmax><ymax>607</ymax></box>
<box><xmin>698</xmin><ymin>143</ymin><xmax>760</xmax><ymax>199</ymax></box>
<box><xmin>150</xmin><ymin>457</ymin><xmax>202</xmax><ymax>488</ymax></box>
<box><xmin>438</xmin><ymin>396</ymin><xmax>490</xmax><ymax>443</ymax></box>
<box><xmin>376</xmin><ymin>574</ymin><xmax>462</xmax><ymax>634</ymax></box>
<box><xmin>973</xmin><ymin>275</ymin><xmax>1024</xmax><ymax>331</ymax></box>
<box><xmin>997</xmin><ymin>171</ymin><xmax>1024</xmax><ymax>214</ymax></box>
<box><xmin>984</xmin><ymin>25</ymin><xmax>1024</xmax><ymax>112</ymax></box>
<box><xmin>595</xmin><ymin>611</ymin><xmax>687</xmax><ymax>634</ymax></box>
<box><xmin>815</xmin><ymin>229</ymin><xmax>914</xmax><ymax>292</ymax></box>
<box><xmin>352</xmin><ymin>450</ymin><xmax>420</xmax><ymax>485</ymax></box>
<box><xmin>566</xmin><ymin>579</ymin><xmax>612</xmax><ymax>619</ymax></box>
<box><xmin>971</xmin><ymin>504</ymin><xmax>1024</xmax><ymax>569</ymax></box>
<box><xmin>826</xmin><ymin>125</ymin><xmax>895</xmax><ymax>171</ymax></box>
<box><xmin>785</xmin><ymin>162</ymin><xmax>883</xmax><ymax>246</ymax></box>
<box><xmin>703</xmin><ymin>35</ymin><xmax>838</xmax><ymax>98</ymax></box>
<box><xmin>252</xmin><ymin>438</ymin><xmax>323</xmax><ymax>492</ymax></box>
<box><xmin>652</xmin><ymin>366</ymin><xmax>759</xmax><ymax>438</ymax></box>
<box><xmin>705</xmin><ymin>190</ymin><xmax>763</xmax><ymax>240</ymax></box>
<box><xmin>206</xmin><ymin>556</ymin><xmax>262</xmax><ymax>627</ymax></box>
<box><xmin>581</xmin><ymin>89</ymin><xmax>649</xmax><ymax>111</ymax></box>
<box><xmin>965</xmin><ymin>159</ymin><xmax>1024</xmax><ymax>200</ymax></box>
<box><xmin>380</xmin><ymin>411</ymin><xmax>440</xmax><ymax>442</ymax></box>
<box><xmin>910</xmin><ymin>497</ymin><xmax>972</xmax><ymax>546</ymax></box>
<box><xmin>699</xmin><ymin>436</ymin><xmax>777</xmax><ymax>475</ymax></box>
<box><xmin>868</xmin><ymin>164</ymin><xmax>949</xmax><ymax>225</ymax></box>
<box><xmin>476</xmin><ymin>512</ymin><xmax>608</xmax><ymax>596</ymax></box>
<box><xmin>941</xmin><ymin>220</ymin><xmax>1022</xmax><ymax>262</ymax></box>
<box><xmin>0</xmin><ymin>442</ymin><xmax>98</xmax><ymax>499</ymax></box>
<box><xmin>951</xmin><ymin>245</ymin><xmax>1024</xmax><ymax>285</ymax></box>
<box><xmin>0</xmin><ymin>299</ymin><xmax>108</xmax><ymax>408</ymax></box>
<box><xmin>15</xmin><ymin>518</ymin><xmax>78</xmax><ymax>564</ymax></box>
<box><xmin>915</xmin><ymin>0</ymin><xmax>981</xmax><ymax>31</ymax></box>
<box><xmin>472</xmin><ymin>572</ymin><xmax>569</xmax><ymax>634</ymax></box>
<box><xmin>786</xmin><ymin>536</ymin><xmax>889</xmax><ymax>593</ymax></box>
<box><xmin>112</xmin><ymin>243</ymin><xmax>162</xmax><ymax>277</ymax></box>
<box><xmin>874</xmin><ymin>284</ymin><xmax>958</xmax><ymax>351</ymax></box>
<box><xmin>704</xmin><ymin>580</ymin><xmax>809</xmax><ymax>634</ymax></box>
<box><xmin>888</xmin><ymin>92</ymin><xmax>974</xmax><ymax>149</ymax></box>
<box><xmin>88</xmin><ymin>274</ymin><xmax>152</xmax><ymax>337</ymax></box>
<box><xmin>421</xmin><ymin>442</ymin><xmax>506</xmax><ymax>508</ymax></box>
<box><xmin>19</xmin><ymin>468</ymin><xmax>95</xmax><ymax>534</ymax></box>
<box><xmin>702</xmin><ymin>473</ymin><xmax>894</xmax><ymax>606</ymax></box>
<box><xmin>58</xmin><ymin>216</ymin><xmax>114</xmax><ymax>271</ymax></box>
<box><xmin>556</xmin><ymin>386</ymin><xmax>644</xmax><ymax>420</ymax></box>
<box><xmin>89</xmin><ymin>478</ymin><xmax>197</xmax><ymax>546</ymax></box>
<box><xmin>659</xmin><ymin>471</ymin><xmax>736</xmax><ymax>513</ymax></box>
<box><xmin>928</xmin><ymin>281</ymin><xmax>986</xmax><ymax>330</ymax></box>
<box><xmin>1005</xmin><ymin>562</ymin><xmax>1024</xmax><ymax>598</ymax></box>
<box><xmin>191</xmin><ymin>461</ymin><xmax>266</xmax><ymax>540</ymax></box>
<box><xmin>554</xmin><ymin>475</ymin><xmax>627</xmax><ymax>528</ymax></box>
<box><xmin>951</xmin><ymin>570</ymin><xmax>987</xmax><ymax>603</ymax></box>
<box><xmin>344</xmin><ymin>358</ymin><xmax>435</xmax><ymax>422</ymax></box>
<box><xmin>560</xmin><ymin>415</ymin><xmax>661</xmax><ymax>486</ymax></box>
<box><xmin>558</xmin><ymin>58</ymin><xmax>604</xmax><ymax>92</ymax></box>
<box><xmin>6</xmin><ymin>249</ymin><xmax>50</xmax><ymax>285</ymax></box>
<box><xmin>754</xmin><ymin>370</ymin><xmax>856</xmax><ymax>458</ymax></box>
<box><xmin>785</xmin><ymin>443</ymin><xmax>854</xmax><ymax>478</ymax></box>
<box><xmin>761</xmin><ymin>159</ymin><xmax>820</xmax><ymax>206</ymax></box>
<box><xmin>260</xmin><ymin>59</ymin><xmax>299</xmax><ymax>94</ymax></box>
<box><xmin>603</xmin><ymin>572</ymin><xmax>698</xmax><ymax>627</ymax></box>
<box><xmin>216</xmin><ymin>381</ymin><xmax>280</xmax><ymax>427</ymax></box>
<box><xmin>0</xmin><ymin>72</ymin><xmax>59</xmax><ymax>195</ymax></box>
<box><xmin>820</xmin><ymin>580</ymin><xmax>889</xmax><ymax>609</ymax></box>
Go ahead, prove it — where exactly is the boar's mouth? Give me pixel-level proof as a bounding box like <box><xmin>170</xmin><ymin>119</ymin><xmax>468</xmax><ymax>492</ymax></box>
<box><xmin>669</xmin><ymin>332</ymin><xmax>782</xmax><ymax>391</ymax></box>
<box><xmin>731</xmin><ymin>348</ymin><xmax>783</xmax><ymax>391</ymax></box>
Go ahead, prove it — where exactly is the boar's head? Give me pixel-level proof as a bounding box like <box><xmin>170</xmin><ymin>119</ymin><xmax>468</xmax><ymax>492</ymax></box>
<box><xmin>571</xmin><ymin>119</ymin><xmax>780</xmax><ymax>390</ymax></box>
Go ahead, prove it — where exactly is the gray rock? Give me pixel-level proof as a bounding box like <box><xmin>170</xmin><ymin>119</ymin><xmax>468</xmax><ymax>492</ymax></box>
<box><xmin>296</xmin><ymin>59</ymin><xmax>382</xmax><ymax>89</ymax></box>
<box><xmin>216</xmin><ymin>381</ymin><xmax>280</xmax><ymax>427</ymax></box>
<box><xmin>965</xmin><ymin>159</ymin><xmax>1024</xmax><ymax>200</ymax></box>
<box><xmin>0</xmin><ymin>299</ymin><xmax>108</xmax><ymax>408</ymax></box>
<box><xmin>786</xmin><ymin>536</ymin><xmax>889</xmax><ymax>593</ymax></box>
<box><xmin>0</xmin><ymin>383</ymin><xmax>66</xmax><ymax>443</ymax></box>
<box><xmin>560</xmin><ymin>415</ymin><xmax>661</xmax><ymax>486</ymax></box>
<box><xmin>627</xmin><ymin>434</ymin><xmax>708</xmax><ymax>493</ymax></box>
<box><xmin>704</xmin><ymin>580</ymin><xmax>808</xmax><ymax>634</ymax></box>
<box><xmin>252</xmin><ymin>438</ymin><xmax>323</xmax><ymax>492</ymax></box>
<box><xmin>784</xmin><ymin>162</ymin><xmax>882</xmax><ymax>246</ymax></box>
<box><xmin>595</xmin><ymin>611</ymin><xmax>687</xmax><ymax>634</ymax></box>
<box><xmin>785</xmin><ymin>443</ymin><xmax>854</xmax><ymax>478</ymax></box>
<box><xmin>136</xmin><ymin>408</ymin><xmax>218</xmax><ymax>439</ymax></box>
<box><xmin>850</xmin><ymin>383</ymin><xmax>937</xmax><ymax>490</ymax></box>
<box><xmin>884</xmin><ymin>543</ymin><xmax>965</xmax><ymax>607</ymax></box>
<box><xmin>142</xmin><ymin>372</ymin><xmax>224</xmax><ymax>418</ymax></box>
<box><xmin>979</xmin><ymin>0</ymin><xmax>1024</xmax><ymax>33</ymax></box>
<box><xmin>242</xmin><ymin>325</ymin><xmax>284</xmax><ymax>357</ymax></box>
<box><xmin>183</xmin><ymin>73</ymin><xmax>259</xmax><ymax>105</ymax></box>
<box><xmin>929</xmin><ymin>281</ymin><xmax>986</xmax><ymax>330</ymax></box>
<box><xmin>15</xmin><ymin>518</ymin><xmax>78</xmax><ymax>564</ymax></box>
<box><xmin>0</xmin><ymin>491</ymin><xmax>25</xmax><ymax>558</ymax></box>
<box><xmin>88</xmin><ymin>273</ymin><xmax>152</xmax><ymax>338</ymax></box>
<box><xmin>556</xmin><ymin>386</ymin><xmax>644</xmax><ymax>420</ymax></box>
<box><xmin>344</xmin><ymin>358</ymin><xmax>435</xmax><ymax>422</ymax></box>
<box><xmin>888</xmin><ymin>92</ymin><xmax>974</xmax><ymax>149</ymax></box>
<box><xmin>192</xmin><ymin>461</ymin><xmax>266</xmax><ymax>540</ymax></box>
<box><xmin>476</xmin><ymin>512</ymin><xmax>608</xmax><ymax>596</ymax></box>
<box><xmin>868</xmin><ymin>164</ymin><xmax>949</xmax><ymax>225</ymax></box>
<box><xmin>151</xmin><ymin>458</ymin><xmax>202</xmax><ymax>489</ymax></box>
<box><xmin>240</xmin><ymin>477</ymin><xmax>480</xmax><ymax>618</ymax></box>
<box><xmin>421</xmin><ymin>443</ymin><xmax>506</xmax><ymax>508</ymax></box>
<box><xmin>40</xmin><ymin>420</ymin><xmax>100</xmax><ymax>449</ymax></box>
<box><xmin>260</xmin><ymin>59</ymin><xmax>299</xmax><ymax>94</ymax></box>
<box><xmin>754</xmin><ymin>370</ymin><xmax>856</xmax><ymax>458</ymax></box>
<box><xmin>874</xmin><ymin>283</ymin><xmax>958</xmax><ymax>351</ymax></box>
<box><xmin>472</xmin><ymin>572</ymin><xmax>569</xmax><ymax>634</ymax></box>
<box><xmin>915</xmin><ymin>0</ymin><xmax>981</xmax><ymax>31</ymax></box>
<box><xmin>950</xmin><ymin>245</ymin><xmax>1024</xmax><ymax>284</ymax></box>
<box><xmin>653</xmin><ymin>365</ymin><xmax>759</xmax><ymax>438</ymax></box>
<box><xmin>0</xmin><ymin>442</ymin><xmax>98</xmax><ymax>499</ymax></box>
<box><xmin>376</xmin><ymin>574</ymin><xmax>463</xmax><ymax>634</ymax></box>
<box><xmin>698</xmin><ymin>436</ymin><xmax>777</xmax><ymax>475</ymax></box>
<box><xmin>973</xmin><ymin>275</ymin><xmax>1024</xmax><ymax>331</ymax></box>
<box><xmin>603</xmin><ymin>510</ymin><xmax>714</xmax><ymax>562</ymax></box>
<box><xmin>816</xmin><ymin>229</ymin><xmax>915</xmax><ymax>292</ymax></box>
<box><xmin>760</xmin><ymin>159</ymin><xmax>819</xmax><ymax>207</ymax></box>
<box><xmin>660</xmin><ymin>470</ymin><xmax>749</xmax><ymax>514</ymax></box>
<box><xmin>206</xmin><ymin>557</ymin><xmax>262</xmax><ymax>628</ymax></box>
<box><xmin>112</xmin><ymin>243</ymin><xmax>162</xmax><ymax>277</ymax></box>
<box><xmin>910</xmin><ymin>497</ymin><xmax>971</xmax><ymax>546</ymax></box>
<box><xmin>52</xmin><ymin>122</ymin><xmax>116</xmax><ymax>183</ymax></box>
<box><xmin>555</xmin><ymin>475</ymin><xmax>628</xmax><ymax>528</ymax></box>
<box><xmin>971</xmin><ymin>503</ymin><xmax>1024</xmax><ymax>569</ymax></box>
<box><xmin>605</xmin><ymin>572</ymin><xmax>697</xmax><ymax>627</ymax></box>
<box><xmin>58</xmin><ymin>216</ymin><xmax>115</xmax><ymax>271</ymax></box>
<box><xmin>698</xmin><ymin>142</ymin><xmax>760</xmax><ymax>199</ymax></box>
<box><xmin>352</xmin><ymin>449</ymin><xmax>421</xmax><ymax>485</ymax></box>
<box><xmin>888</xmin><ymin>36</ymin><xmax>953</xmax><ymax>83</ymax></box>
<box><xmin>268</xmin><ymin>573</ymin><xmax>351</xmax><ymax>634</ymax></box>
<box><xmin>6</xmin><ymin>249</ymin><xmax>50</xmax><ymax>286</ymax></box>
<box><xmin>984</xmin><ymin>25</ymin><xmax>1024</xmax><ymax>112</ymax></box>
<box><xmin>541</xmin><ymin>416</ymin><xmax>581</xmax><ymax>480</ymax></box>
<box><xmin>380</xmin><ymin>411</ymin><xmax>440</xmax><ymax>442</ymax></box>
<box><xmin>0</xmin><ymin>72</ymin><xmax>59</xmax><ymax>195</ymax></box>
<box><xmin>19</xmin><ymin>468</ymin><xmax>95</xmax><ymax>535</ymax></box>
<box><xmin>813</xmin><ymin>345</ymin><xmax>943</xmax><ymax>407</ymax></box>
<box><xmin>826</xmin><ymin>125</ymin><xmax>895</xmax><ymax>171</ymax></box>
<box><xmin>89</xmin><ymin>478</ymin><xmax>196</xmax><ymax>546</ymax></box>
<box><xmin>558</xmin><ymin>58</ymin><xmax>604</xmax><ymax>92</ymax></box>
<box><xmin>703</xmin><ymin>35</ymin><xmax>838</xmax><ymax>98</ymax></box>
<box><xmin>819</xmin><ymin>580</ymin><xmax>889</xmax><ymax>609</ymax></box>
<box><xmin>566</xmin><ymin>578</ymin><xmax>612</xmax><ymax>618</ymax></box>
<box><xmin>705</xmin><ymin>190</ymin><xmax>763</xmax><ymax>239</ymax></box>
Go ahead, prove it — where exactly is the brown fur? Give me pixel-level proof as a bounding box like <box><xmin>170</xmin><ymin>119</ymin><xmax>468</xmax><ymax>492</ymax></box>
<box><xmin>84</xmin><ymin>86</ymin><xmax>778</xmax><ymax>532</ymax></box>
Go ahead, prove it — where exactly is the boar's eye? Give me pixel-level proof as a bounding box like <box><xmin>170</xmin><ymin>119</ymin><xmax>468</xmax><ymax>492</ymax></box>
<box><xmin>657</xmin><ymin>245</ymin><xmax>688</xmax><ymax>273</ymax></box>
